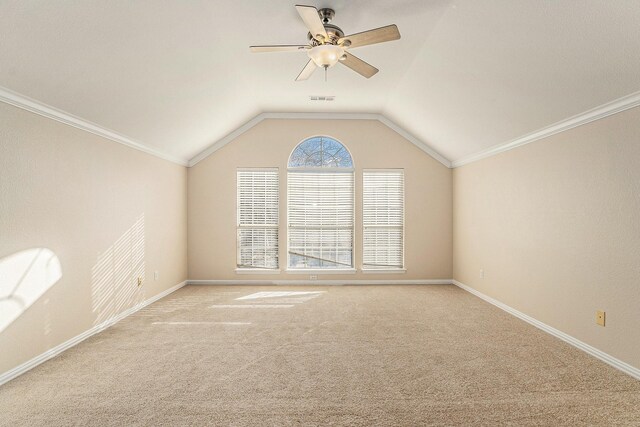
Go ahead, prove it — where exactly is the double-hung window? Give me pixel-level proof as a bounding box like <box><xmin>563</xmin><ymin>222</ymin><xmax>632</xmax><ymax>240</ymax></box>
<box><xmin>287</xmin><ymin>137</ymin><xmax>354</xmax><ymax>270</ymax></box>
<box><xmin>362</xmin><ymin>169</ymin><xmax>405</xmax><ymax>271</ymax></box>
<box><xmin>236</xmin><ymin>168</ymin><xmax>279</xmax><ymax>270</ymax></box>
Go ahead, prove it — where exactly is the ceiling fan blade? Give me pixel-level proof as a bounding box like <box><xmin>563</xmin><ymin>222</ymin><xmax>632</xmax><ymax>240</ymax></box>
<box><xmin>250</xmin><ymin>45</ymin><xmax>308</xmax><ymax>53</ymax></box>
<box><xmin>295</xmin><ymin>59</ymin><xmax>317</xmax><ymax>81</ymax></box>
<box><xmin>339</xmin><ymin>24</ymin><xmax>401</xmax><ymax>49</ymax></box>
<box><xmin>339</xmin><ymin>52</ymin><xmax>379</xmax><ymax>78</ymax></box>
<box><xmin>295</xmin><ymin>5</ymin><xmax>328</xmax><ymax>41</ymax></box>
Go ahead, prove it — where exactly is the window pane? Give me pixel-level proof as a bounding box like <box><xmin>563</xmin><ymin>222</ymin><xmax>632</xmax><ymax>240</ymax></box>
<box><xmin>238</xmin><ymin>228</ymin><xmax>279</xmax><ymax>269</ymax></box>
<box><xmin>363</xmin><ymin>170</ymin><xmax>404</xmax><ymax>270</ymax></box>
<box><xmin>288</xmin><ymin>136</ymin><xmax>353</xmax><ymax>168</ymax></box>
<box><xmin>287</xmin><ymin>137</ymin><xmax>354</xmax><ymax>270</ymax></box>
<box><xmin>237</xmin><ymin>169</ymin><xmax>279</xmax><ymax>269</ymax></box>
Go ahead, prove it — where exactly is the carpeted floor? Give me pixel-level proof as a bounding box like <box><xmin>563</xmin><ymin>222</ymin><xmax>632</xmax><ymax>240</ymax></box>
<box><xmin>1</xmin><ymin>285</ymin><xmax>639</xmax><ymax>426</ymax></box>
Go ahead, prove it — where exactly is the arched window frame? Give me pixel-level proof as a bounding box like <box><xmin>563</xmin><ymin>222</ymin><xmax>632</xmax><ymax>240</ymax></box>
<box><xmin>287</xmin><ymin>136</ymin><xmax>356</xmax><ymax>272</ymax></box>
<box><xmin>287</xmin><ymin>135</ymin><xmax>354</xmax><ymax>170</ymax></box>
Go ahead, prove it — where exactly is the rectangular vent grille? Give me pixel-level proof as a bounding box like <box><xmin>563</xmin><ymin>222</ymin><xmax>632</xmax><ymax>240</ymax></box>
<box><xmin>309</xmin><ymin>96</ymin><xmax>335</xmax><ymax>101</ymax></box>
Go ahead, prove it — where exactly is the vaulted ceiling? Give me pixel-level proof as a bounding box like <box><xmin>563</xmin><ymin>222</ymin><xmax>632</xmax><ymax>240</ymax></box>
<box><xmin>1</xmin><ymin>1</ymin><xmax>639</xmax><ymax>165</ymax></box>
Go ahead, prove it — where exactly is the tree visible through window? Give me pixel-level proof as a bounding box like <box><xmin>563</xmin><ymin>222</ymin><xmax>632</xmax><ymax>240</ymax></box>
<box><xmin>288</xmin><ymin>136</ymin><xmax>353</xmax><ymax>168</ymax></box>
<box><xmin>288</xmin><ymin>136</ymin><xmax>354</xmax><ymax>269</ymax></box>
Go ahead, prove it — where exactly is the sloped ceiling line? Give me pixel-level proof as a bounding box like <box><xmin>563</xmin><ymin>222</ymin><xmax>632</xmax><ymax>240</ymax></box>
<box><xmin>0</xmin><ymin>85</ymin><xmax>450</xmax><ymax>168</ymax></box>
<box><xmin>2</xmin><ymin>85</ymin><xmax>638</xmax><ymax>170</ymax></box>
<box><xmin>187</xmin><ymin>112</ymin><xmax>453</xmax><ymax>168</ymax></box>
<box><xmin>451</xmin><ymin>90</ymin><xmax>640</xmax><ymax>167</ymax></box>
<box><xmin>0</xmin><ymin>86</ymin><xmax>189</xmax><ymax>166</ymax></box>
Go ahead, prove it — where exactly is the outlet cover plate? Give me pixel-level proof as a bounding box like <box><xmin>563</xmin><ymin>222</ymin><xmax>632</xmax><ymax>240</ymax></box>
<box><xmin>596</xmin><ymin>310</ymin><xmax>606</xmax><ymax>327</ymax></box>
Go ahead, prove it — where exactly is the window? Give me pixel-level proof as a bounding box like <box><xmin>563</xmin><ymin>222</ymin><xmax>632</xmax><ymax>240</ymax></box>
<box><xmin>237</xmin><ymin>169</ymin><xmax>279</xmax><ymax>270</ymax></box>
<box><xmin>288</xmin><ymin>136</ymin><xmax>354</xmax><ymax>270</ymax></box>
<box><xmin>363</xmin><ymin>170</ymin><xmax>405</xmax><ymax>270</ymax></box>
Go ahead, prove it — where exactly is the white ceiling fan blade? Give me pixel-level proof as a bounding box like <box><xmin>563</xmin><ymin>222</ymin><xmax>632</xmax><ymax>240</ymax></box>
<box><xmin>339</xmin><ymin>24</ymin><xmax>401</xmax><ymax>48</ymax></box>
<box><xmin>295</xmin><ymin>5</ymin><xmax>328</xmax><ymax>42</ymax></box>
<box><xmin>295</xmin><ymin>59</ymin><xmax>317</xmax><ymax>81</ymax></box>
<box><xmin>250</xmin><ymin>45</ymin><xmax>308</xmax><ymax>53</ymax></box>
<box><xmin>339</xmin><ymin>52</ymin><xmax>379</xmax><ymax>78</ymax></box>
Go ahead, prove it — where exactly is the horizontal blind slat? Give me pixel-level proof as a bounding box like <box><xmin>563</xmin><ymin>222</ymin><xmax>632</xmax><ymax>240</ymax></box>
<box><xmin>288</xmin><ymin>171</ymin><xmax>354</xmax><ymax>269</ymax></box>
<box><xmin>237</xmin><ymin>169</ymin><xmax>279</xmax><ymax>269</ymax></box>
<box><xmin>363</xmin><ymin>170</ymin><xmax>404</xmax><ymax>269</ymax></box>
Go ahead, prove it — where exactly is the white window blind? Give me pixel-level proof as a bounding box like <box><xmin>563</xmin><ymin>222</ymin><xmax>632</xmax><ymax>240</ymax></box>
<box><xmin>237</xmin><ymin>169</ymin><xmax>279</xmax><ymax>269</ymax></box>
<box><xmin>363</xmin><ymin>170</ymin><xmax>404</xmax><ymax>270</ymax></box>
<box><xmin>288</xmin><ymin>171</ymin><xmax>354</xmax><ymax>269</ymax></box>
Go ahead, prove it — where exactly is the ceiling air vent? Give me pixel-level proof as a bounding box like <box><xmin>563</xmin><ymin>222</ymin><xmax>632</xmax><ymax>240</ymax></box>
<box><xmin>309</xmin><ymin>96</ymin><xmax>335</xmax><ymax>101</ymax></box>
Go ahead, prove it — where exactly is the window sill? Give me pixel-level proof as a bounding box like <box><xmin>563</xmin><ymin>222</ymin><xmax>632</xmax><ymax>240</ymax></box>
<box><xmin>285</xmin><ymin>268</ymin><xmax>357</xmax><ymax>275</ymax></box>
<box><xmin>360</xmin><ymin>268</ymin><xmax>406</xmax><ymax>274</ymax></box>
<box><xmin>235</xmin><ymin>268</ymin><xmax>281</xmax><ymax>275</ymax></box>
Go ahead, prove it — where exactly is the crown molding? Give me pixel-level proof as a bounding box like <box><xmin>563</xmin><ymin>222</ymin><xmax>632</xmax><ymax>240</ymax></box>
<box><xmin>187</xmin><ymin>112</ymin><xmax>453</xmax><ymax>168</ymax></box>
<box><xmin>0</xmin><ymin>86</ymin><xmax>189</xmax><ymax>166</ymax></box>
<box><xmin>377</xmin><ymin>115</ymin><xmax>452</xmax><ymax>167</ymax></box>
<box><xmin>452</xmin><ymin>91</ymin><xmax>640</xmax><ymax>168</ymax></box>
<box><xmin>8</xmin><ymin>81</ymin><xmax>636</xmax><ymax>170</ymax></box>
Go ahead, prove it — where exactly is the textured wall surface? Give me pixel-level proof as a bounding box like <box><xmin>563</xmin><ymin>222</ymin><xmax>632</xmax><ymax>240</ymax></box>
<box><xmin>0</xmin><ymin>103</ymin><xmax>188</xmax><ymax>374</ymax></box>
<box><xmin>453</xmin><ymin>106</ymin><xmax>640</xmax><ymax>369</ymax></box>
<box><xmin>188</xmin><ymin>119</ymin><xmax>453</xmax><ymax>281</ymax></box>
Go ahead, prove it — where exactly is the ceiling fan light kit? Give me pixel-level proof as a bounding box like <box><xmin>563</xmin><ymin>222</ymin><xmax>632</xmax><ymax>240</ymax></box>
<box><xmin>249</xmin><ymin>4</ymin><xmax>401</xmax><ymax>81</ymax></box>
<box><xmin>307</xmin><ymin>44</ymin><xmax>344</xmax><ymax>68</ymax></box>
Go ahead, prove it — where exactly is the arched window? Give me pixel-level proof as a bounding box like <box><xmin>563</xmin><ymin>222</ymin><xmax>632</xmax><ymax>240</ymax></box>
<box><xmin>287</xmin><ymin>136</ymin><xmax>354</xmax><ymax>270</ymax></box>
<box><xmin>288</xmin><ymin>136</ymin><xmax>353</xmax><ymax>168</ymax></box>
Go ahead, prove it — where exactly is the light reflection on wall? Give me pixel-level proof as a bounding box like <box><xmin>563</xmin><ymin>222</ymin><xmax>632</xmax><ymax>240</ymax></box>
<box><xmin>0</xmin><ymin>248</ymin><xmax>62</xmax><ymax>334</ymax></box>
<box><xmin>91</xmin><ymin>215</ymin><xmax>145</xmax><ymax>325</ymax></box>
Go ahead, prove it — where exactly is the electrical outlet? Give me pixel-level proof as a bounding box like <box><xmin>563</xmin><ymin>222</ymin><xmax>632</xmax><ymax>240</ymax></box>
<box><xmin>596</xmin><ymin>310</ymin><xmax>606</xmax><ymax>327</ymax></box>
<box><xmin>310</xmin><ymin>275</ymin><xmax>318</xmax><ymax>280</ymax></box>
<box><xmin>137</xmin><ymin>277</ymin><xmax>143</xmax><ymax>286</ymax></box>
<box><xmin>154</xmin><ymin>271</ymin><xmax>159</xmax><ymax>281</ymax></box>
<box><xmin>480</xmin><ymin>269</ymin><xmax>485</xmax><ymax>279</ymax></box>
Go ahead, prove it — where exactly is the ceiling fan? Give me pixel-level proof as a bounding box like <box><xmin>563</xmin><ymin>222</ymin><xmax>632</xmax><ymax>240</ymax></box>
<box><xmin>250</xmin><ymin>5</ymin><xmax>401</xmax><ymax>81</ymax></box>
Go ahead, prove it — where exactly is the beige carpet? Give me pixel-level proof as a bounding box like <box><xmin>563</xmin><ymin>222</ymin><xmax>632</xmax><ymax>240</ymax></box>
<box><xmin>1</xmin><ymin>285</ymin><xmax>639</xmax><ymax>426</ymax></box>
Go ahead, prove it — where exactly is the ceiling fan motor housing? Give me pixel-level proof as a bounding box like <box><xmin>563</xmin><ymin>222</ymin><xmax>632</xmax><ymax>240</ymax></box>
<box><xmin>307</xmin><ymin>24</ymin><xmax>344</xmax><ymax>45</ymax></box>
<box><xmin>306</xmin><ymin>8</ymin><xmax>344</xmax><ymax>46</ymax></box>
<box><xmin>319</xmin><ymin>8</ymin><xmax>335</xmax><ymax>24</ymax></box>
<box><xmin>250</xmin><ymin>4</ymin><xmax>400</xmax><ymax>80</ymax></box>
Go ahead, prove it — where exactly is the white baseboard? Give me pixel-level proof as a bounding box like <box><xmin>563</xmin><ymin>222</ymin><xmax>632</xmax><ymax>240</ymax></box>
<box><xmin>452</xmin><ymin>280</ymin><xmax>640</xmax><ymax>381</ymax></box>
<box><xmin>188</xmin><ymin>279</ymin><xmax>452</xmax><ymax>286</ymax></box>
<box><xmin>0</xmin><ymin>280</ymin><xmax>187</xmax><ymax>387</ymax></box>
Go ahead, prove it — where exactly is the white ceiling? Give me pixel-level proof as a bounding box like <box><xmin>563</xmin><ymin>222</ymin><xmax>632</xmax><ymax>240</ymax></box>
<box><xmin>1</xmin><ymin>1</ymin><xmax>639</xmax><ymax>164</ymax></box>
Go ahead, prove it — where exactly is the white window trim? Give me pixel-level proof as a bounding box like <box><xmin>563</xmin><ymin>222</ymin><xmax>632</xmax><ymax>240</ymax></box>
<box><xmin>362</xmin><ymin>168</ymin><xmax>405</xmax><ymax>272</ymax></box>
<box><xmin>236</xmin><ymin>167</ymin><xmax>280</xmax><ymax>271</ymax></box>
<box><xmin>235</xmin><ymin>268</ymin><xmax>282</xmax><ymax>274</ymax></box>
<box><xmin>286</xmin><ymin>268</ymin><xmax>357</xmax><ymax>275</ymax></box>
<box><xmin>287</xmin><ymin>136</ymin><xmax>355</xmax><ymax>271</ymax></box>
<box><xmin>287</xmin><ymin>169</ymin><xmax>355</xmax><ymax>270</ymax></box>
<box><xmin>360</xmin><ymin>268</ymin><xmax>407</xmax><ymax>274</ymax></box>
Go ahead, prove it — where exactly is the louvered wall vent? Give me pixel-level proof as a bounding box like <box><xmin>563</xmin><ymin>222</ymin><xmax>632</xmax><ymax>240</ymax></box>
<box><xmin>309</xmin><ymin>96</ymin><xmax>335</xmax><ymax>101</ymax></box>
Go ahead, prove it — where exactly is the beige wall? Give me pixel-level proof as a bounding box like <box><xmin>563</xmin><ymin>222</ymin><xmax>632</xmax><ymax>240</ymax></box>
<box><xmin>0</xmin><ymin>103</ymin><xmax>188</xmax><ymax>374</ymax></box>
<box><xmin>188</xmin><ymin>119</ymin><xmax>453</xmax><ymax>281</ymax></box>
<box><xmin>453</xmin><ymin>106</ymin><xmax>640</xmax><ymax>369</ymax></box>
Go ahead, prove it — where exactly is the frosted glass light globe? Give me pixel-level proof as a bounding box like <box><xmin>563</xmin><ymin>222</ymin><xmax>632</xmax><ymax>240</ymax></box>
<box><xmin>307</xmin><ymin>44</ymin><xmax>345</xmax><ymax>68</ymax></box>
